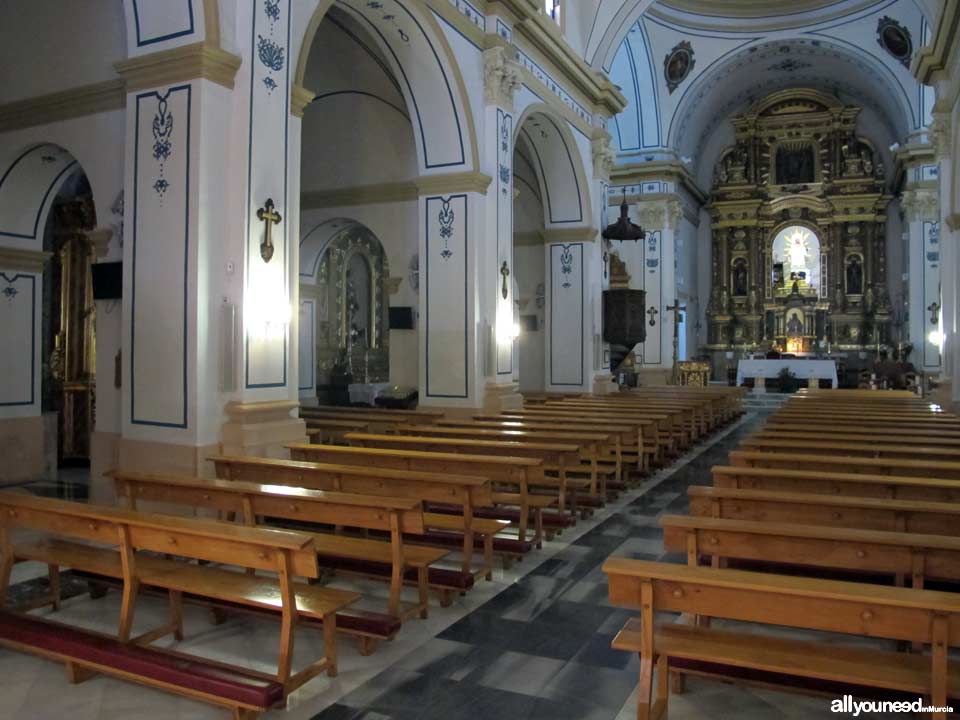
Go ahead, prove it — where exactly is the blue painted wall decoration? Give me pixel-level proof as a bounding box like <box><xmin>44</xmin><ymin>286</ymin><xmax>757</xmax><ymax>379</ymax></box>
<box><xmin>151</xmin><ymin>91</ymin><xmax>174</xmax><ymax>198</ymax></box>
<box><xmin>560</xmin><ymin>245</ymin><xmax>574</xmax><ymax>288</ymax></box>
<box><xmin>258</xmin><ymin>0</ymin><xmax>285</xmax><ymax>93</ymax></box>
<box><xmin>438</xmin><ymin>198</ymin><xmax>455</xmax><ymax>259</ymax></box>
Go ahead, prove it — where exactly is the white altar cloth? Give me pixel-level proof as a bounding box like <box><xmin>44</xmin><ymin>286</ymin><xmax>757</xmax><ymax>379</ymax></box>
<box><xmin>736</xmin><ymin>359</ymin><xmax>838</xmax><ymax>388</ymax></box>
<box><xmin>348</xmin><ymin>382</ymin><xmax>393</xmax><ymax>405</ymax></box>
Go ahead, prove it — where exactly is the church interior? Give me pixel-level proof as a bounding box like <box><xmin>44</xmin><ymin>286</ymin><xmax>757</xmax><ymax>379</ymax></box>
<box><xmin>2</xmin><ymin>0</ymin><xmax>960</xmax><ymax>718</ymax></box>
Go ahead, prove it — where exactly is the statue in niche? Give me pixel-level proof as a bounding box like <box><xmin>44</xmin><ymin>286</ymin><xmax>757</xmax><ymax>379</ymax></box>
<box><xmin>841</xmin><ymin>134</ymin><xmax>865</xmax><ymax>176</ymax></box>
<box><xmin>732</xmin><ymin>260</ymin><xmax>748</xmax><ymax>296</ymax></box>
<box><xmin>718</xmin><ymin>143</ymin><xmax>749</xmax><ymax>185</ymax></box>
<box><xmin>787</xmin><ymin>312</ymin><xmax>804</xmax><ymax>336</ymax></box>
<box><xmin>846</xmin><ymin>256</ymin><xmax>863</xmax><ymax>295</ymax></box>
<box><xmin>776</xmin><ymin>145</ymin><xmax>815</xmax><ymax>184</ymax></box>
<box><xmin>861</xmin><ymin>149</ymin><xmax>874</xmax><ymax>176</ymax></box>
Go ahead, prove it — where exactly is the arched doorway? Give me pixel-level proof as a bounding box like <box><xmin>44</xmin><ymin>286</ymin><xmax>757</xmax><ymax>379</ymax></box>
<box><xmin>512</xmin><ymin>107</ymin><xmax>592</xmax><ymax>393</ymax></box>
<box><xmin>0</xmin><ymin>142</ymin><xmax>96</xmax><ymax>487</ymax></box>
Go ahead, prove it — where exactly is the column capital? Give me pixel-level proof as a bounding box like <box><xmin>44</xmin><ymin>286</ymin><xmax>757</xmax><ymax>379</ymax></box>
<box><xmin>901</xmin><ymin>186</ymin><xmax>940</xmax><ymax>222</ymax></box>
<box><xmin>114</xmin><ymin>42</ymin><xmax>242</xmax><ymax>92</ymax></box>
<box><xmin>930</xmin><ymin>113</ymin><xmax>953</xmax><ymax>159</ymax></box>
<box><xmin>591</xmin><ymin>130</ymin><xmax>615</xmax><ymax>180</ymax></box>
<box><xmin>483</xmin><ymin>45</ymin><xmax>522</xmax><ymax>110</ymax></box>
<box><xmin>85</xmin><ymin>227</ymin><xmax>114</xmax><ymax>259</ymax></box>
<box><xmin>634</xmin><ymin>195</ymin><xmax>683</xmax><ymax>231</ymax></box>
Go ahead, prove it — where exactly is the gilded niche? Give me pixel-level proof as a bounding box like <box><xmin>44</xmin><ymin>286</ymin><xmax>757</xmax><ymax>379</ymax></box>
<box><xmin>704</xmin><ymin>89</ymin><xmax>891</xmax><ymax>368</ymax></box>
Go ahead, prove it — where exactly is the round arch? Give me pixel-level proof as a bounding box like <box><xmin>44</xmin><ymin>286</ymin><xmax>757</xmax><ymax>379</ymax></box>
<box><xmin>668</xmin><ymin>38</ymin><xmax>916</xmax><ymax>184</ymax></box>
<box><xmin>513</xmin><ymin>105</ymin><xmax>593</xmax><ymax>228</ymax></box>
<box><xmin>0</xmin><ymin>143</ymin><xmax>89</xmax><ymax>248</ymax></box>
<box><xmin>291</xmin><ymin>0</ymin><xmax>479</xmax><ymax>174</ymax></box>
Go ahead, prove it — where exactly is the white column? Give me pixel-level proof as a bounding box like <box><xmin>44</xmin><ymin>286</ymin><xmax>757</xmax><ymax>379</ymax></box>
<box><xmin>418</xmin><ymin>188</ymin><xmax>487</xmax><ymax>408</ymax></box>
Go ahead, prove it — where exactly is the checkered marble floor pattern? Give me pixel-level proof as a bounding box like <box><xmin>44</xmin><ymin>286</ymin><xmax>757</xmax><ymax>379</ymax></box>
<box><xmin>0</xmin><ymin>418</ymin><xmax>901</xmax><ymax>719</ymax></box>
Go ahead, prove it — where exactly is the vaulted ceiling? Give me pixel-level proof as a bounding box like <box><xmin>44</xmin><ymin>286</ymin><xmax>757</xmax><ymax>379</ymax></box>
<box><xmin>603</xmin><ymin>0</ymin><xmax>934</xmax><ymax>185</ymax></box>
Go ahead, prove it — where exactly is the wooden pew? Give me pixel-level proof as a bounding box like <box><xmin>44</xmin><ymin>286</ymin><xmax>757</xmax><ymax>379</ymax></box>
<box><xmin>300</xmin><ymin>405</ymin><xmax>444</xmax><ymax>421</ymax></box>
<box><xmin>283</xmin><ymin>444</ymin><xmax>551</xmax><ymax>545</ymax></box>
<box><xmin>396</xmin><ymin>423</ymin><xmax>621</xmax><ymax>498</ymax></box>
<box><xmin>554</xmin><ymin>395</ymin><xmax>712</xmax><ymax>437</ymax></box>
<box><xmin>496</xmin><ymin>409</ymin><xmax>658</xmax><ymax>472</ymax></box>
<box><xmin>604</xmin><ymin>558</ymin><xmax>960</xmax><ymax>720</ymax></box>
<box><xmin>688</xmin><ymin>486</ymin><xmax>960</xmax><ymax>537</ymax></box>
<box><xmin>749</xmin><ymin>428</ymin><xmax>960</xmax><ymax>447</ymax></box>
<box><xmin>543</xmin><ymin>399</ymin><xmax>692</xmax><ymax>450</ymax></box>
<box><xmin>304</xmin><ymin>418</ymin><xmax>370</xmax><ymax>444</ymax></box>
<box><xmin>465</xmin><ymin>417</ymin><xmax>628</xmax><ymax>483</ymax></box>
<box><xmin>729</xmin><ymin>449</ymin><xmax>960</xmax><ymax>482</ymax></box>
<box><xmin>208</xmin><ymin>455</ymin><xmax>501</xmax><ymax>577</ymax></box>
<box><xmin>299</xmin><ymin>407</ymin><xmax>443</xmax><ymax>433</ymax></box>
<box><xmin>713</xmin><ymin>464</ymin><xmax>960</xmax><ymax>502</ymax></box>
<box><xmin>342</xmin><ymin>432</ymin><xmax>589</xmax><ymax>516</ymax></box>
<box><xmin>661</xmin><ymin>514</ymin><xmax>960</xmax><ymax>588</ymax></box>
<box><xmin>763</xmin><ymin>420</ymin><xmax>960</xmax><ymax>440</ymax></box>
<box><xmin>109</xmin><ymin>470</ymin><xmax>442</xmax><ymax>639</ymax></box>
<box><xmin>0</xmin><ymin>491</ymin><xmax>359</xmax><ymax>712</ymax></box>
<box><xmin>738</xmin><ymin>437</ymin><xmax>960</xmax><ymax>462</ymax></box>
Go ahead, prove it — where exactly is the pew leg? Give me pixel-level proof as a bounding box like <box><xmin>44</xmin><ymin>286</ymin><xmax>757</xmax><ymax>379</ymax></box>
<box><xmin>118</xmin><ymin>579</ymin><xmax>140</xmax><ymax>642</ymax></box>
<box><xmin>417</xmin><ymin>567</ymin><xmax>429</xmax><ymax>620</ymax></box>
<box><xmin>323</xmin><ymin>615</ymin><xmax>338</xmax><ymax>678</ymax></box>
<box><xmin>169</xmin><ymin>589</ymin><xmax>184</xmax><ymax>641</ymax></box>
<box><xmin>669</xmin><ymin>671</ymin><xmax>685</xmax><ymax>695</ymax></box>
<box><xmin>233</xmin><ymin>707</ymin><xmax>260</xmax><ymax>720</ymax></box>
<box><xmin>484</xmin><ymin>536</ymin><xmax>494</xmax><ymax>581</ymax></box>
<box><xmin>64</xmin><ymin>661</ymin><xmax>96</xmax><ymax>684</ymax></box>
<box><xmin>534</xmin><ymin>510</ymin><xmax>544</xmax><ymax>549</ymax></box>
<box><xmin>0</xmin><ymin>551</ymin><xmax>13</xmax><ymax>606</ymax></box>
<box><xmin>47</xmin><ymin>564</ymin><xmax>61</xmax><ymax>611</ymax></box>
<box><xmin>438</xmin><ymin>589</ymin><xmax>454</xmax><ymax>608</ymax></box>
<box><xmin>636</xmin><ymin>655</ymin><xmax>654</xmax><ymax>720</ymax></box>
<box><xmin>88</xmin><ymin>581</ymin><xmax>108</xmax><ymax>600</ymax></box>
<box><xmin>358</xmin><ymin>636</ymin><xmax>379</xmax><ymax>656</ymax></box>
<box><xmin>209</xmin><ymin>607</ymin><xmax>228</xmax><ymax>625</ymax></box>
<box><xmin>653</xmin><ymin>654</ymin><xmax>669</xmax><ymax>719</ymax></box>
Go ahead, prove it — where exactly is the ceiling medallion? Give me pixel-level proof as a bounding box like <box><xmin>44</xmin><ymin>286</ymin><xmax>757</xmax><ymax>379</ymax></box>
<box><xmin>876</xmin><ymin>16</ymin><xmax>912</xmax><ymax>67</ymax></box>
<box><xmin>664</xmin><ymin>41</ymin><xmax>695</xmax><ymax>94</ymax></box>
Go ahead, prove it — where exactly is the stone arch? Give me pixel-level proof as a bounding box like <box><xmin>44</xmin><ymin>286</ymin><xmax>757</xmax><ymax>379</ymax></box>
<box><xmin>291</xmin><ymin>0</ymin><xmax>479</xmax><ymax>173</ymax></box>
<box><xmin>513</xmin><ymin>105</ymin><xmax>593</xmax><ymax>228</ymax></box>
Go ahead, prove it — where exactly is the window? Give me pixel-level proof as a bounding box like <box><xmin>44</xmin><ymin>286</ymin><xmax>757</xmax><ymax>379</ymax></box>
<box><xmin>545</xmin><ymin>0</ymin><xmax>560</xmax><ymax>24</ymax></box>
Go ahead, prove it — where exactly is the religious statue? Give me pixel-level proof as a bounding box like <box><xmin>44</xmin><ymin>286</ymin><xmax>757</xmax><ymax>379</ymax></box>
<box><xmin>846</xmin><ymin>257</ymin><xmax>863</xmax><ymax>294</ymax></box>
<box><xmin>733</xmin><ymin>261</ymin><xmax>748</xmax><ymax>296</ymax></box>
<box><xmin>834</xmin><ymin>286</ymin><xmax>846</xmax><ymax>312</ymax></box>
<box><xmin>787</xmin><ymin>312</ymin><xmax>804</xmax><ymax>336</ymax></box>
<box><xmin>841</xmin><ymin>134</ymin><xmax>864</xmax><ymax>176</ymax></box>
<box><xmin>787</xmin><ymin>233</ymin><xmax>809</xmax><ymax>271</ymax></box>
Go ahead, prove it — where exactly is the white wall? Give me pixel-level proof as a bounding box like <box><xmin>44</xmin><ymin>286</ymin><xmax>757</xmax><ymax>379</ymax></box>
<box><xmin>516</xmin><ymin>242</ymin><xmax>545</xmax><ymax>391</ymax></box>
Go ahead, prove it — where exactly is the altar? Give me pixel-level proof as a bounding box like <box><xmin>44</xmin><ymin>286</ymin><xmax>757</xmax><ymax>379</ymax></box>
<box><xmin>736</xmin><ymin>359</ymin><xmax>838</xmax><ymax>389</ymax></box>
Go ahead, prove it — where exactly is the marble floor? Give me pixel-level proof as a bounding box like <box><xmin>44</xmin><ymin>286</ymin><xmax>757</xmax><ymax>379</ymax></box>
<box><xmin>1</xmin><ymin>417</ymin><xmax>905</xmax><ymax>719</ymax></box>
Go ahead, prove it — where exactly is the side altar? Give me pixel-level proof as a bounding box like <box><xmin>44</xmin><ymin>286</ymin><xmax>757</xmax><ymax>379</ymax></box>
<box><xmin>703</xmin><ymin>89</ymin><xmax>893</xmax><ymax>383</ymax></box>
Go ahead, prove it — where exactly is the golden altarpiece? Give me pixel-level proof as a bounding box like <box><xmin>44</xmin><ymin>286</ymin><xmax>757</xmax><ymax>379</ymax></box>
<box><xmin>704</xmin><ymin>90</ymin><xmax>893</xmax><ymax>375</ymax></box>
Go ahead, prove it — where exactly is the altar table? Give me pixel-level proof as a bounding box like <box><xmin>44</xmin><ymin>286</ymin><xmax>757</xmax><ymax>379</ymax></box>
<box><xmin>736</xmin><ymin>359</ymin><xmax>838</xmax><ymax>389</ymax></box>
<box><xmin>348</xmin><ymin>382</ymin><xmax>393</xmax><ymax>405</ymax></box>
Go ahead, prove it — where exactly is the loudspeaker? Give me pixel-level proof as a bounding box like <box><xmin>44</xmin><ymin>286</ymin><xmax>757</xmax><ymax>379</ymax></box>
<box><xmin>603</xmin><ymin>289</ymin><xmax>646</xmax><ymax>346</ymax></box>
